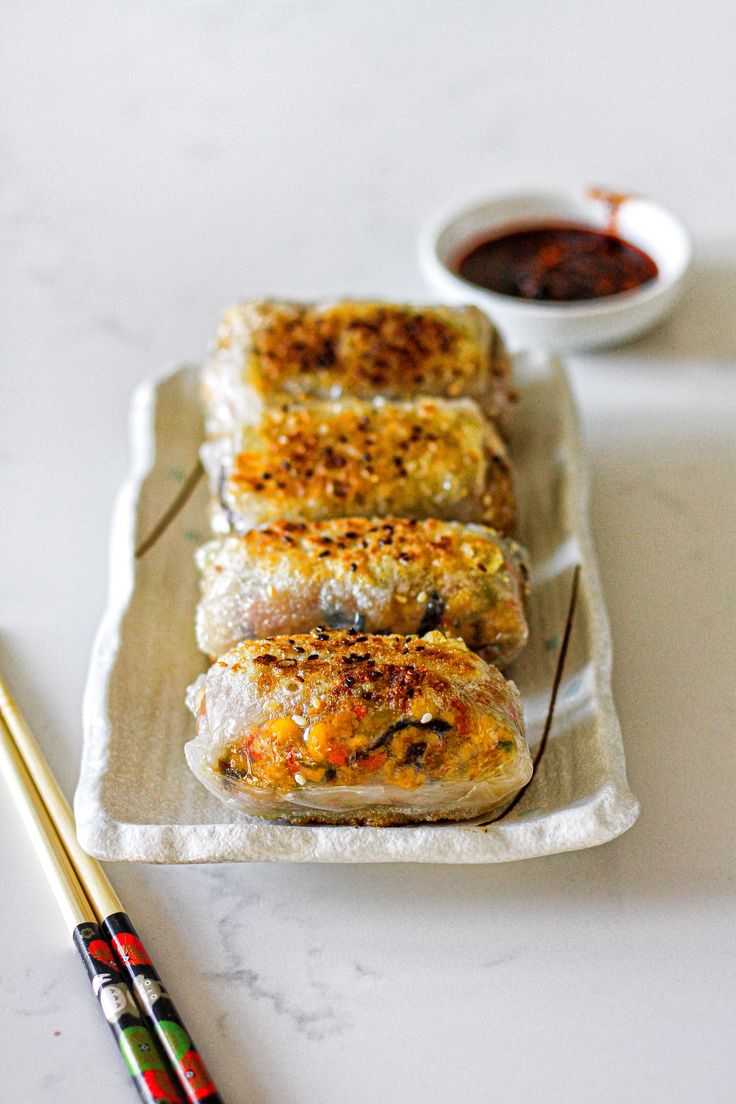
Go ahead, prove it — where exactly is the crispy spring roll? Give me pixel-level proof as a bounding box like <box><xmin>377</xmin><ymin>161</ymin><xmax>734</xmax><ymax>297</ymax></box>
<box><xmin>201</xmin><ymin>397</ymin><xmax>515</xmax><ymax>535</ymax></box>
<box><xmin>185</xmin><ymin>629</ymin><xmax>532</xmax><ymax>825</ymax></box>
<box><xmin>200</xmin><ymin>299</ymin><xmax>512</xmax><ymax>433</ymax></box>
<box><xmin>195</xmin><ymin>517</ymin><xmax>529</xmax><ymax>667</ymax></box>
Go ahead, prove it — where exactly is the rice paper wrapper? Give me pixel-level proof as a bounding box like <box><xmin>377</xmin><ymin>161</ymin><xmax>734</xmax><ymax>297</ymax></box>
<box><xmin>184</xmin><ymin>631</ymin><xmax>533</xmax><ymax>826</ymax></box>
<box><xmin>193</xmin><ymin>518</ymin><xmax>529</xmax><ymax>668</ymax></box>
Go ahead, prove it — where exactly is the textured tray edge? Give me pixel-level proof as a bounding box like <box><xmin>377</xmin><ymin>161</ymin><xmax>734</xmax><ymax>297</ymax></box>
<box><xmin>76</xmin><ymin>366</ymin><xmax>179</xmax><ymax>853</ymax></box>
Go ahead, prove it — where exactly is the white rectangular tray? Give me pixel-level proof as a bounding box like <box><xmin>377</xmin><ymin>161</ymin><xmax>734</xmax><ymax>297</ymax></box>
<box><xmin>75</xmin><ymin>351</ymin><xmax>639</xmax><ymax>862</ymax></box>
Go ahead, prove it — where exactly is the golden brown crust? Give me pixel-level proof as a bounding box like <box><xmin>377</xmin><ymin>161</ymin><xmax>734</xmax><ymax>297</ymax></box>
<box><xmin>206</xmin><ymin>299</ymin><xmax>512</xmax><ymax>417</ymax></box>
<box><xmin>196</xmin><ymin>517</ymin><xmax>529</xmax><ymax>665</ymax></box>
<box><xmin>204</xmin><ymin>397</ymin><xmax>515</xmax><ymax>534</ymax></box>
<box><xmin>218</xmin><ymin>629</ymin><xmax>489</xmax><ymax>702</ymax></box>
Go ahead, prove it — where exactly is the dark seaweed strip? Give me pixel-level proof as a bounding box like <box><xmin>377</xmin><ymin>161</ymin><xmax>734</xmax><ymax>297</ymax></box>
<box><xmin>417</xmin><ymin>591</ymin><xmax>445</xmax><ymax>635</ymax></box>
<box><xmin>218</xmin><ymin>758</ymin><xmax>247</xmax><ymax>780</ymax></box>
<box><xmin>403</xmin><ymin>740</ymin><xmax>427</xmax><ymax>765</ymax></box>
<box><xmin>320</xmin><ymin>613</ymin><xmax>368</xmax><ymax>631</ymax></box>
<box><xmin>368</xmin><ymin>716</ymin><xmax>451</xmax><ymax>751</ymax></box>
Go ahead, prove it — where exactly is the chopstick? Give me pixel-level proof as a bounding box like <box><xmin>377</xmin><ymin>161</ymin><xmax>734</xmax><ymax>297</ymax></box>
<box><xmin>0</xmin><ymin>713</ymin><xmax>184</xmax><ymax>1103</ymax></box>
<box><xmin>0</xmin><ymin>669</ymin><xmax>224</xmax><ymax>1104</ymax></box>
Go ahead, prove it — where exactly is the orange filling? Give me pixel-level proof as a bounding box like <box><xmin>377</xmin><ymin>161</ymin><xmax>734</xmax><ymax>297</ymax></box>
<box><xmin>217</xmin><ymin>702</ymin><xmax>516</xmax><ymax>793</ymax></box>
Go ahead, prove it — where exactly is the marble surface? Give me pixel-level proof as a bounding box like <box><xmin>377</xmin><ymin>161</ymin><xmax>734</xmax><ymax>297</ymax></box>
<box><xmin>0</xmin><ymin>3</ymin><xmax>734</xmax><ymax>1101</ymax></box>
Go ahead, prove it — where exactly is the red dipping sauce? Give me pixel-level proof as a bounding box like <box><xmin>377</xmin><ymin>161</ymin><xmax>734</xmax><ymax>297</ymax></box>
<box><xmin>454</xmin><ymin>222</ymin><xmax>658</xmax><ymax>302</ymax></box>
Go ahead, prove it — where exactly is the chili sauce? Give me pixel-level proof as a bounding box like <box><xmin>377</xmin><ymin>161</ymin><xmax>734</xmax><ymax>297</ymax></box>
<box><xmin>455</xmin><ymin>222</ymin><xmax>658</xmax><ymax>302</ymax></box>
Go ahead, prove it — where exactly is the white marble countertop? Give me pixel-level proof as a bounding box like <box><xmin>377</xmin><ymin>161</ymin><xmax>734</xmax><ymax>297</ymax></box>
<box><xmin>1</xmin><ymin>3</ymin><xmax>734</xmax><ymax>1101</ymax></box>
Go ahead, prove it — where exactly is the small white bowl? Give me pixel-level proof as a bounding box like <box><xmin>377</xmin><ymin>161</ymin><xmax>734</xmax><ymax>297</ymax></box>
<box><xmin>419</xmin><ymin>189</ymin><xmax>691</xmax><ymax>351</ymax></box>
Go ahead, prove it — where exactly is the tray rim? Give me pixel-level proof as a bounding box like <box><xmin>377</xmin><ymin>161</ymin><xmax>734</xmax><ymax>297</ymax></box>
<box><xmin>75</xmin><ymin>355</ymin><xmax>639</xmax><ymax>863</ymax></box>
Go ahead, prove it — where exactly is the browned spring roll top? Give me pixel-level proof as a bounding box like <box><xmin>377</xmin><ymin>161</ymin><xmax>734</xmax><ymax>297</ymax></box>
<box><xmin>201</xmin><ymin>298</ymin><xmax>512</xmax><ymax>433</ymax></box>
<box><xmin>201</xmin><ymin>395</ymin><xmax>515</xmax><ymax>535</ymax></box>
<box><xmin>196</xmin><ymin>517</ymin><xmax>528</xmax><ymax>667</ymax></box>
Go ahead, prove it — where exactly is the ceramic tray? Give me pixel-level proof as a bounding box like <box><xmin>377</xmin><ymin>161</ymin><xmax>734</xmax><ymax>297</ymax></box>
<box><xmin>75</xmin><ymin>351</ymin><xmax>639</xmax><ymax>862</ymax></box>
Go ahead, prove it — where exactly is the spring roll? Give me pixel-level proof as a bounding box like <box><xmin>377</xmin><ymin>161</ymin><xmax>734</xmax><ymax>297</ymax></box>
<box><xmin>201</xmin><ymin>299</ymin><xmax>512</xmax><ymax>433</ymax></box>
<box><xmin>195</xmin><ymin>517</ymin><xmax>529</xmax><ymax>667</ymax></box>
<box><xmin>201</xmin><ymin>396</ymin><xmax>515</xmax><ymax>535</ymax></box>
<box><xmin>185</xmin><ymin>629</ymin><xmax>532</xmax><ymax>825</ymax></box>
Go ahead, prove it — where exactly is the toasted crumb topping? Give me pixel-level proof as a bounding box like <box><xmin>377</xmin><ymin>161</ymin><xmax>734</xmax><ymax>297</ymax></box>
<box><xmin>217</xmin><ymin>397</ymin><xmax>514</xmax><ymax>531</ymax></box>
<box><xmin>214</xmin><ymin>299</ymin><xmax>509</xmax><ymax>405</ymax></box>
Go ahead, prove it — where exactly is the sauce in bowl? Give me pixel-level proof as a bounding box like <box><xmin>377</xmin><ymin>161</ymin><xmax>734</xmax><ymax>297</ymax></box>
<box><xmin>454</xmin><ymin>222</ymin><xmax>658</xmax><ymax>303</ymax></box>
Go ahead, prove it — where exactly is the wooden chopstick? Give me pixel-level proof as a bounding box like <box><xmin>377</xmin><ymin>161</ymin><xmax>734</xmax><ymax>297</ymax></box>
<box><xmin>0</xmin><ymin>712</ymin><xmax>96</xmax><ymax>933</ymax></box>
<box><xmin>0</xmin><ymin>712</ymin><xmax>185</xmax><ymax>1103</ymax></box>
<box><xmin>0</xmin><ymin>669</ymin><xmax>224</xmax><ymax>1104</ymax></box>
<box><xmin>0</xmin><ymin>672</ymin><xmax>122</xmax><ymax>918</ymax></box>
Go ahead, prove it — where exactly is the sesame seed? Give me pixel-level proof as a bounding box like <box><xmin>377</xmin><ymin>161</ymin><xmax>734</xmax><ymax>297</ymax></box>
<box><xmin>420</xmin><ymin>712</ymin><xmax>433</xmax><ymax>724</ymax></box>
<box><xmin>294</xmin><ymin>773</ymin><xmax>306</xmax><ymax>785</ymax></box>
<box><xmin>416</xmin><ymin>591</ymin><xmax>427</xmax><ymax>603</ymax></box>
<box><xmin>396</xmin><ymin>594</ymin><xmax>408</xmax><ymax>603</ymax></box>
<box><xmin>292</xmin><ymin>715</ymin><xmax>307</xmax><ymax>726</ymax></box>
